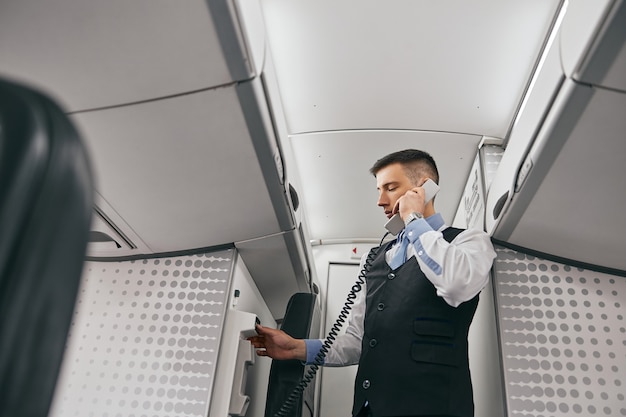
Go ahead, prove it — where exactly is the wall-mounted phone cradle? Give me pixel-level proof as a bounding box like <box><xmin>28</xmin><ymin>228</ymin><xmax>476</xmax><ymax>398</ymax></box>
<box><xmin>210</xmin><ymin>309</ymin><xmax>259</xmax><ymax>417</ymax></box>
<box><xmin>384</xmin><ymin>179</ymin><xmax>440</xmax><ymax>235</ymax></box>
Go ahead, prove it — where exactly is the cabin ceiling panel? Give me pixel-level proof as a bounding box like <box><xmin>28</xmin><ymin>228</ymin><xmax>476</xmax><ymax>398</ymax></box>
<box><xmin>291</xmin><ymin>131</ymin><xmax>482</xmax><ymax>241</ymax></box>
<box><xmin>262</xmin><ymin>0</ymin><xmax>561</xmax><ymax>138</ymax></box>
<box><xmin>72</xmin><ymin>86</ymin><xmax>282</xmax><ymax>253</ymax></box>
<box><xmin>0</xmin><ymin>0</ymin><xmax>232</xmax><ymax>112</ymax></box>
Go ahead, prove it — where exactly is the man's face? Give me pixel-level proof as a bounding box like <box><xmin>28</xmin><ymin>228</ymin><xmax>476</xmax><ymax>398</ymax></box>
<box><xmin>375</xmin><ymin>162</ymin><xmax>415</xmax><ymax>219</ymax></box>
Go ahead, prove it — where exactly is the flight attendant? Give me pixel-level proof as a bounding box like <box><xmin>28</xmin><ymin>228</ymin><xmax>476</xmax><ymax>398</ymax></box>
<box><xmin>250</xmin><ymin>149</ymin><xmax>496</xmax><ymax>417</ymax></box>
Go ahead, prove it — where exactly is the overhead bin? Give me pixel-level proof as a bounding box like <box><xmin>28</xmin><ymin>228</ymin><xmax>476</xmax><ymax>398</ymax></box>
<box><xmin>74</xmin><ymin>76</ymin><xmax>290</xmax><ymax>255</ymax></box>
<box><xmin>485</xmin><ymin>0</ymin><xmax>568</xmax><ymax>235</ymax></box>
<box><xmin>486</xmin><ymin>0</ymin><xmax>626</xmax><ymax>271</ymax></box>
<box><xmin>0</xmin><ymin>0</ymin><xmax>265</xmax><ymax>112</ymax></box>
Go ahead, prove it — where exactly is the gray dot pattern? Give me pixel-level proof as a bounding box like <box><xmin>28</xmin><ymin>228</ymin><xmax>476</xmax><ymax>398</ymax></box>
<box><xmin>49</xmin><ymin>250</ymin><xmax>234</xmax><ymax>417</ymax></box>
<box><xmin>493</xmin><ymin>246</ymin><xmax>626</xmax><ymax>417</ymax></box>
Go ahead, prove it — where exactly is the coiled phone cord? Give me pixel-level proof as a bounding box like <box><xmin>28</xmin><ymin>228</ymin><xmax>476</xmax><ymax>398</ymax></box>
<box><xmin>274</xmin><ymin>233</ymin><xmax>389</xmax><ymax>417</ymax></box>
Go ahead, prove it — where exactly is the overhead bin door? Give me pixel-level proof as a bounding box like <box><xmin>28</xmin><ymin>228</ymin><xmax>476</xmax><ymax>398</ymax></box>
<box><xmin>492</xmin><ymin>84</ymin><xmax>626</xmax><ymax>271</ymax></box>
<box><xmin>74</xmin><ymin>76</ymin><xmax>293</xmax><ymax>255</ymax></box>
<box><xmin>0</xmin><ymin>0</ymin><xmax>265</xmax><ymax>112</ymax></box>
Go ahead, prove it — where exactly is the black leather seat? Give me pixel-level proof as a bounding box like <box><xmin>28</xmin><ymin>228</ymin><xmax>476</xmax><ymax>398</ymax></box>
<box><xmin>0</xmin><ymin>78</ymin><xmax>94</xmax><ymax>417</ymax></box>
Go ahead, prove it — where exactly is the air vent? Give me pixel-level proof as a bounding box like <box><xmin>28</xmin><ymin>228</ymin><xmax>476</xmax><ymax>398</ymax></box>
<box><xmin>88</xmin><ymin>231</ymin><xmax>122</xmax><ymax>249</ymax></box>
<box><xmin>87</xmin><ymin>206</ymin><xmax>137</xmax><ymax>256</ymax></box>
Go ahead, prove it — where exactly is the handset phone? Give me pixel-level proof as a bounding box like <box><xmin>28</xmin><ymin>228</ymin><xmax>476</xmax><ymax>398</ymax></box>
<box><xmin>384</xmin><ymin>178</ymin><xmax>440</xmax><ymax>235</ymax></box>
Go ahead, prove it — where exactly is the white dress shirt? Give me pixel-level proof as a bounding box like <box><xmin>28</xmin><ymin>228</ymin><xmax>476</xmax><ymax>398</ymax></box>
<box><xmin>305</xmin><ymin>213</ymin><xmax>496</xmax><ymax>366</ymax></box>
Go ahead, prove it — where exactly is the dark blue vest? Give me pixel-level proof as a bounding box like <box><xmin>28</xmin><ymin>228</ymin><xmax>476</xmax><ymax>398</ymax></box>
<box><xmin>352</xmin><ymin>227</ymin><xmax>479</xmax><ymax>417</ymax></box>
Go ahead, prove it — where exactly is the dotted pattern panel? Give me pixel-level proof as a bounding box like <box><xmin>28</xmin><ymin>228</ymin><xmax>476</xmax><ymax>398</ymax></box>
<box><xmin>49</xmin><ymin>250</ymin><xmax>234</xmax><ymax>417</ymax></box>
<box><xmin>493</xmin><ymin>246</ymin><xmax>626</xmax><ymax>417</ymax></box>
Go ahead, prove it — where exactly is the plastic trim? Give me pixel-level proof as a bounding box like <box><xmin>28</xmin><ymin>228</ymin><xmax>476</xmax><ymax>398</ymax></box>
<box><xmin>85</xmin><ymin>242</ymin><xmax>235</xmax><ymax>262</ymax></box>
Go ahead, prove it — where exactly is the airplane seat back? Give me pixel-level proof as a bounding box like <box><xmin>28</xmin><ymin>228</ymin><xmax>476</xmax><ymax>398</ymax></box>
<box><xmin>0</xmin><ymin>78</ymin><xmax>94</xmax><ymax>417</ymax></box>
<box><xmin>264</xmin><ymin>292</ymin><xmax>320</xmax><ymax>417</ymax></box>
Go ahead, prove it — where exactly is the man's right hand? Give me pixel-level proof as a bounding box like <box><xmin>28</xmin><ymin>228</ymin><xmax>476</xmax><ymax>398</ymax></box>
<box><xmin>248</xmin><ymin>324</ymin><xmax>307</xmax><ymax>361</ymax></box>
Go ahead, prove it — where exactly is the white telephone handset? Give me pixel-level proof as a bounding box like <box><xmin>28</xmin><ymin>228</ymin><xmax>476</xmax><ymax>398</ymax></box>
<box><xmin>384</xmin><ymin>178</ymin><xmax>440</xmax><ymax>235</ymax></box>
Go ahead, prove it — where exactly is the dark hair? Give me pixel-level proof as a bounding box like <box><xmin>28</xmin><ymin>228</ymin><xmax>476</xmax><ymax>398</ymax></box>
<box><xmin>369</xmin><ymin>149</ymin><xmax>439</xmax><ymax>185</ymax></box>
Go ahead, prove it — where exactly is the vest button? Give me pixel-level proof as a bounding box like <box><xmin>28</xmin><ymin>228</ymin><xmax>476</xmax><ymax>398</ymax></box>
<box><xmin>377</xmin><ymin>303</ymin><xmax>385</xmax><ymax>311</ymax></box>
<box><xmin>388</xmin><ymin>273</ymin><xmax>395</xmax><ymax>280</ymax></box>
<box><xmin>369</xmin><ymin>339</ymin><xmax>378</xmax><ymax>347</ymax></box>
<box><xmin>362</xmin><ymin>379</ymin><xmax>371</xmax><ymax>389</ymax></box>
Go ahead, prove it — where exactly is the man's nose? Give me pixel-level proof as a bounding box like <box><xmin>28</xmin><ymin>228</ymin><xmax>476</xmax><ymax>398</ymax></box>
<box><xmin>377</xmin><ymin>193</ymin><xmax>386</xmax><ymax>207</ymax></box>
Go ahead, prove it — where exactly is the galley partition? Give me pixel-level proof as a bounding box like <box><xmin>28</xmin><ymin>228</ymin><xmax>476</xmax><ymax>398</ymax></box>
<box><xmin>491</xmin><ymin>243</ymin><xmax>626</xmax><ymax>416</ymax></box>
<box><xmin>47</xmin><ymin>247</ymin><xmax>276</xmax><ymax>417</ymax></box>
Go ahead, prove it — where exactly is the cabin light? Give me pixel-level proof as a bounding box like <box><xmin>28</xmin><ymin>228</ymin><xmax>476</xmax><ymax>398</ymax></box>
<box><xmin>516</xmin><ymin>0</ymin><xmax>569</xmax><ymax>118</ymax></box>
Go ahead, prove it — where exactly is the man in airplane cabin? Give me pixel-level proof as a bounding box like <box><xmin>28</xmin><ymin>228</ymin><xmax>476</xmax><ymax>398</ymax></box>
<box><xmin>249</xmin><ymin>149</ymin><xmax>496</xmax><ymax>417</ymax></box>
